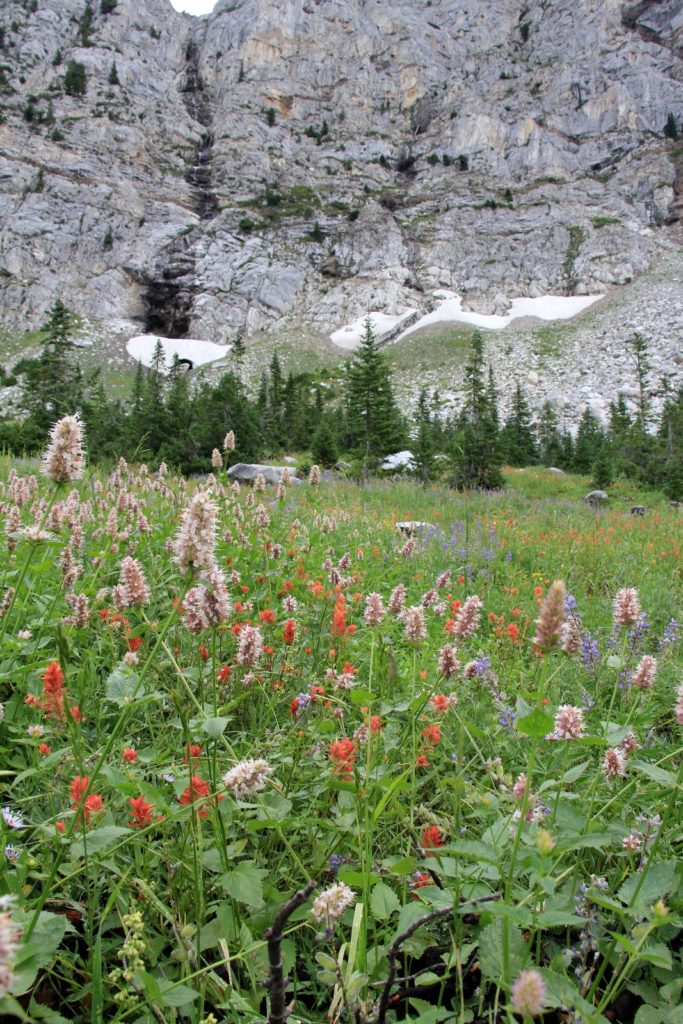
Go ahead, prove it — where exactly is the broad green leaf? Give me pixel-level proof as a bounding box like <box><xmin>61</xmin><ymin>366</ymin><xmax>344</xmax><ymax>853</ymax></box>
<box><xmin>220</xmin><ymin>861</ymin><xmax>267</xmax><ymax>908</ymax></box>
<box><xmin>632</xmin><ymin>761</ymin><xmax>678</xmax><ymax>787</ymax></box>
<box><xmin>618</xmin><ymin>861</ymin><xmax>677</xmax><ymax>913</ymax></box>
<box><xmin>159</xmin><ymin>980</ymin><xmax>199</xmax><ymax>1007</ymax></box>
<box><xmin>477</xmin><ymin>921</ymin><xmax>526</xmax><ymax>982</ymax></box>
<box><xmin>105</xmin><ymin>667</ymin><xmax>141</xmax><ymax>706</ymax></box>
<box><xmin>203</xmin><ymin>716</ymin><xmax>231</xmax><ymax>739</ymax></box>
<box><xmin>70</xmin><ymin>825</ymin><xmax>129</xmax><ymax>858</ymax></box>
<box><xmin>517</xmin><ymin>707</ymin><xmax>554</xmax><ymax>739</ymax></box>
<box><xmin>634</xmin><ymin>1008</ymin><xmax>664</xmax><ymax>1024</ymax></box>
<box><xmin>371</xmin><ymin>881</ymin><xmax>400</xmax><ymax>921</ymax></box>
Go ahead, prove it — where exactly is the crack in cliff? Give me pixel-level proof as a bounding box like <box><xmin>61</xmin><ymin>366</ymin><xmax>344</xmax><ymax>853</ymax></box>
<box><xmin>141</xmin><ymin>34</ymin><xmax>217</xmax><ymax>338</ymax></box>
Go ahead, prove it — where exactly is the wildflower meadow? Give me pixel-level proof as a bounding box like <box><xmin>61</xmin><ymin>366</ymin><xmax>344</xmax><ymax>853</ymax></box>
<box><xmin>0</xmin><ymin>417</ymin><xmax>681</xmax><ymax>1024</ymax></box>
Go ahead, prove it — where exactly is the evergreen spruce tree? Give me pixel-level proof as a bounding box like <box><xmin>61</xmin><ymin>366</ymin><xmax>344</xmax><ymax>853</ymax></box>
<box><xmin>344</xmin><ymin>317</ymin><xmax>404</xmax><ymax>470</ymax></box>
<box><xmin>501</xmin><ymin>382</ymin><xmax>538</xmax><ymax>466</ymax></box>
<box><xmin>311</xmin><ymin>419</ymin><xmax>338</xmax><ymax>467</ymax></box>
<box><xmin>414</xmin><ymin>388</ymin><xmax>436</xmax><ymax>484</ymax></box>
<box><xmin>537</xmin><ymin>401</ymin><xmax>563</xmax><ymax>466</ymax></box>
<box><xmin>21</xmin><ymin>299</ymin><xmax>79</xmax><ymax>431</ymax></box>
<box><xmin>573</xmin><ymin>408</ymin><xmax>605</xmax><ymax>474</ymax></box>
<box><xmin>450</xmin><ymin>331</ymin><xmax>503</xmax><ymax>489</ymax></box>
<box><xmin>231</xmin><ymin>331</ymin><xmax>246</xmax><ymax>378</ymax></box>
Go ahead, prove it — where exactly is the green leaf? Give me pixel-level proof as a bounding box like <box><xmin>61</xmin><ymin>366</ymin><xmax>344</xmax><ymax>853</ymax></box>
<box><xmin>477</xmin><ymin>921</ymin><xmax>526</xmax><ymax>983</ymax></box>
<box><xmin>10</xmin><ymin>913</ymin><xmax>68</xmax><ymax>995</ymax></box>
<box><xmin>159</xmin><ymin>980</ymin><xmax>200</xmax><ymax>1007</ymax></box>
<box><xmin>105</xmin><ymin>667</ymin><xmax>141</xmax><ymax>706</ymax></box>
<box><xmin>370</xmin><ymin>882</ymin><xmax>401</xmax><ymax>921</ymax></box>
<box><xmin>632</xmin><ymin>761</ymin><xmax>678</xmax><ymax>787</ymax></box>
<box><xmin>203</xmin><ymin>716</ymin><xmax>231</xmax><ymax>738</ymax></box>
<box><xmin>516</xmin><ymin>707</ymin><xmax>554</xmax><ymax>739</ymax></box>
<box><xmin>220</xmin><ymin>861</ymin><xmax>267</xmax><ymax>908</ymax></box>
<box><xmin>561</xmin><ymin>760</ymin><xmax>592</xmax><ymax>784</ymax></box>
<box><xmin>618</xmin><ymin>861</ymin><xmax>677</xmax><ymax>913</ymax></box>
<box><xmin>70</xmin><ymin>825</ymin><xmax>129</xmax><ymax>858</ymax></box>
<box><xmin>634</xmin><ymin>1006</ymin><xmax>665</xmax><ymax>1024</ymax></box>
<box><xmin>639</xmin><ymin>942</ymin><xmax>673</xmax><ymax>970</ymax></box>
<box><xmin>350</xmin><ymin>688</ymin><xmax>374</xmax><ymax>705</ymax></box>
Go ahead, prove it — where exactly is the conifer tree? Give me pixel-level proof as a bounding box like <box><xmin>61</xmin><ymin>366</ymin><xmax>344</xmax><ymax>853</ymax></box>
<box><xmin>450</xmin><ymin>331</ymin><xmax>503</xmax><ymax>489</ymax></box>
<box><xmin>573</xmin><ymin>408</ymin><xmax>605</xmax><ymax>474</ymax></box>
<box><xmin>537</xmin><ymin>401</ymin><xmax>563</xmax><ymax>466</ymax></box>
<box><xmin>414</xmin><ymin>388</ymin><xmax>436</xmax><ymax>484</ymax></box>
<box><xmin>344</xmin><ymin>317</ymin><xmax>404</xmax><ymax>469</ymax></box>
<box><xmin>501</xmin><ymin>382</ymin><xmax>538</xmax><ymax>466</ymax></box>
<box><xmin>311</xmin><ymin>419</ymin><xmax>338</xmax><ymax>467</ymax></box>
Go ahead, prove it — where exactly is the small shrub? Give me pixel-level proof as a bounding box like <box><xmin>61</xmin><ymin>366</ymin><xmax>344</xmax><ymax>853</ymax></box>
<box><xmin>64</xmin><ymin>60</ymin><xmax>86</xmax><ymax>97</ymax></box>
<box><xmin>238</xmin><ymin>217</ymin><xmax>255</xmax><ymax>232</ymax></box>
<box><xmin>426</xmin><ymin>153</ymin><xmax>440</xmax><ymax>166</ymax></box>
<box><xmin>101</xmin><ymin>0</ymin><xmax>117</xmax><ymax>12</ymax></box>
<box><xmin>264</xmin><ymin>106</ymin><xmax>276</xmax><ymax>126</ymax></box>
<box><xmin>458</xmin><ymin>153</ymin><xmax>469</xmax><ymax>170</ymax></box>
<box><xmin>108</xmin><ymin>61</ymin><xmax>119</xmax><ymax>85</ymax></box>
<box><xmin>102</xmin><ymin>225</ymin><xmax>113</xmax><ymax>251</ymax></box>
<box><xmin>664</xmin><ymin>112</ymin><xmax>679</xmax><ymax>141</ymax></box>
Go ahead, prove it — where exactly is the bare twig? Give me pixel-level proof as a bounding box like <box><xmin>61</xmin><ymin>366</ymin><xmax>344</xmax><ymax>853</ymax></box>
<box><xmin>374</xmin><ymin>891</ymin><xmax>500</xmax><ymax>1024</ymax></box>
<box><xmin>264</xmin><ymin>879</ymin><xmax>317</xmax><ymax>1024</ymax></box>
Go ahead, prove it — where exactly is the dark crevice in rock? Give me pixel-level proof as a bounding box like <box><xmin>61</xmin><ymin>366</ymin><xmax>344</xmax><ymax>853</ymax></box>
<box><xmin>139</xmin><ymin>35</ymin><xmax>218</xmax><ymax>338</ymax></box>
<box><xmin>182</xmin><ymin>40</ymin><xmax>218</xmax><ymax>220</ymax></box>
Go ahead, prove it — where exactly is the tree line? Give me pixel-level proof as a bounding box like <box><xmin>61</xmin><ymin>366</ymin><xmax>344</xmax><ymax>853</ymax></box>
<box><xmin>0</xmin><ymin>302</ymin><xmax>681</xmax><ymax>498</ymax></box>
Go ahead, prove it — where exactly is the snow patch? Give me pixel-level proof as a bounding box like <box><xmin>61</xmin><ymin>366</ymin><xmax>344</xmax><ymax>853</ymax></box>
<box><xmin>397</xmin><ymin>291</ymin><xmax>604</xmax><ymax>338</ymax></box>
<box><xmin>330</xmin><ymin>310</ymin><xmax>417</xmax><ymax>350</ymax></box>
<box><xmin>126</xmin><ymin>334</ymin><xmax>231</xmax><ymax>370</ymax></box>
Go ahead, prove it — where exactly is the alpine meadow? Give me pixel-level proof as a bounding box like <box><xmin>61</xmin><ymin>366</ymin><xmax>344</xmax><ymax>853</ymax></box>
<box><xmin>0</xmin><ymin>1</ymin><xmax>682</xmax><ymax>1023</ymax></box>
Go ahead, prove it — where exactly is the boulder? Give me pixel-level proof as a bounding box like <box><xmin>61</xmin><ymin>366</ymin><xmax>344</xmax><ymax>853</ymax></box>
<box><xmin>584</xmin><ymin>490</ymin><xmax>608</xmax><ymax>506</ymax></box>
<box><xmin>630</xmin><ymin>505</ymin><xmax>647</xmax><ymax>516</ymax></box>
<box><xmin>227</xmin><ymin>463</ymin><xmax>301</xmax><ymax>485</ymax></box>
<box><xmin>396</xmin><ymin>520</ymin><xmax>442</xmax><ymax>541</ymax></box>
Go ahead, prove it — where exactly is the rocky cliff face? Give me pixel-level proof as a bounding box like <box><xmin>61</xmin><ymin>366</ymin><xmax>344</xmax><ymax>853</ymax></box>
<box><xmin>0</xmin><ymin>0</ymin><xmax>681</xmax><ymax>400</ymax></box>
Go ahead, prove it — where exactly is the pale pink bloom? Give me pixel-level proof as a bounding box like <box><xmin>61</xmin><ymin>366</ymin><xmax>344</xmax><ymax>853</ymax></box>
<box><xmin>450</xmin><ymin>595</ymin><xmax>483</xmax><ymax>642</ymax></box>
<box><xmin>532</xmin><ymin>580</ymin><xmax>566</xmax><ymax>650</ymax></box>
<box><xmin>41</xmin><ymin>414</ymin><xmax>86</xmax><ymax>483</ymax></box>
<box><xmin>308</xmin><ymin>465</ymin><xmax>321</xmax><ymax>485</ymax></box>
<box><xmin>399</xmin><ymin>538</ymin><xmax>415</xmax><ymax>557</ymax></box>
<box><xmin>622</xmin><ymin>832</ymin><xmax>641</xmax><ymax>852</ymax></box>
<box><xmin>404</xmin><ymin>605</ymin><xmax>426</xmax><ymax>643</ymax></box>
<box><xmin>603</xmin><ymin>747</ymin><xmax>627</xmax><ymax>779</ymax></box>
<box><xmin>553</xmin><ymin>704</ymin><xmax>585</xmax><ymax>740</ymax></box>
<box><xmin>236</xmin><ymin>624</ymin><xmax>263</xmax><ymax>667</ymax></box>
<box><xmin>182</xmin><ymin>568</ymin><xmax>231</xmax><ymax>635</ymax></box>
<box><xmin>436</xmin><ymin>570</ymin><xmax>451</xmax><ymax>590</ymax></box>
<box><xmin>112</xmin><ymin>556</ymin><xmax>149</xmax><ymax>608</ymax></box>
<box><xmin>211</xmin><ymin>448</ymin><xmax>223</xmax><ymax>469</ymax></box>
<box><xmin>561</xmin><ymin>617</ymin><xmax>582</xmax><ymax>655</ymax></box>
<box><xmin>0</xmin><ymin>589</ymin><xmax>14</xmax><ymax>618</ymax></box>
<box><xmin>62</xmin><ymin>592</ymin><xmax>90</xmax><ymax>628</ymax></box>
<box><xmin>512</xmin><ymin>773</ymin><xmax>528</xmax><ymax>801</ymax></box>
<box><xmin>364</xmin><ymin>592</ymin><xmax>385</xmax><ymax>626</ymax></box>
<box><xmin>675</xmin><ymin>683</ymin><xmax>683</xmax><ymax>725</ymax></box>
<box><xmin>223</xmin><ymin>431</ymin><xmax>235</xmax><ymax>452</ymax></box>
<box><xmin>613</xmin><ymin>587</ymin><xmax>640</xmax><ymax>627</ymax></box>
<box><xmin>510</xmin><ymin>970</ymin><xmax>546</xmax><ymax>1017</ymax></box>
<box><xmin>421</xmin><ymin>588</ymin><xmax>438</xmax><ymax>608</ymax></box>
<box><xmin>0</xmin><ymin>904</ymin><xmax>20</xmax><ymax>997</ymax></box>
<box><xmin>632</xmin><ymin>655</ymin><xmax>657</xmax><ymax>690</ymax></box>
<box><xmin>310</xmin><ymin>883</ymin><xmax>355</xmax><ymax>927</ymax></box>
<box><xmin>123</xmin><ymin>651</ymin><xmax>139</xmax><ymax>666</ymax></box>
<box><xmin>463</xmin><ymin>660</ymin><xmax>478</xmax><ymax>678</ymax></box>
<box><xmin>174</xmin><ymin>491</ymin><xmax>218</xmax><ymax>575</ymax></box>
<box><xmin>620</xmin><ymin>731</ymin><xmax>640</xmax><ymax>755</ymax></box>
<box><xmin>387</xmin><ymin>583</ymin><xmax>406</xmax><ymax>615</ymax></box>
<box><xmin>437</xmin><ymin>643</ymin><xmax>459</xmax><ymax>678</ymax></box>
<box><xmin>223</xmin><ymin>759</ymin><xmax>271</xmax><ymax>799</ymax></box>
